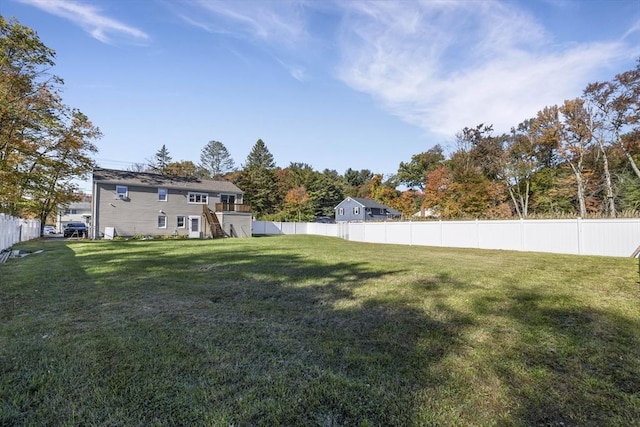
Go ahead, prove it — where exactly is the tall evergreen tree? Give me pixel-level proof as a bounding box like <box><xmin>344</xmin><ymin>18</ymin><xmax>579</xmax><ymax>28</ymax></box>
<box><xmin>235</xmin><ymin>139</ymin><xmax>279</xmax><ymax>218</ymax></box>
<box><xmin>150</xmin><ymin>144</ymin><xmax>172</xmax><ymax>174</ymax></box>
<box><xmin>200</xmin><ymin>140</ymin><xmax>235</xmax><ymax>179</ymax></box>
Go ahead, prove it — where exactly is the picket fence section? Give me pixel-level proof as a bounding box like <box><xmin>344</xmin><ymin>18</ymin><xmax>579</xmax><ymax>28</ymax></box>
<box><xmin>252</xmin><ymin>218</ymin><xmax>640</xmax><ymax>258</ymax></box>
<box><xmin>0</xmin><ymin>214</ymin><xmax>41</xmax><ymax>252</ymax></box>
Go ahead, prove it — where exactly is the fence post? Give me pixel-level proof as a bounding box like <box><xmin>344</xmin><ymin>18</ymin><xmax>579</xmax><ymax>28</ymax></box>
<box><xmin>577</xmin><ymin>217</ymin><xmax>583</xmax><ymax>255</ymax></box>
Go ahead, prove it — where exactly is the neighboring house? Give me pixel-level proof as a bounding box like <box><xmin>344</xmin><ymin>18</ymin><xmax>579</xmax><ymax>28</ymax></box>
<box><xmin>91</xmin><ymin>168</ymin><xmax>252</xmax><ymax>239</ymax></box>
<box><xmin>57</xmin><ymin>201</ymin><xmax>92</xmax><ymax>231</ymax></box>
<box><xmin>334</xmin><ymin>197</ymin><xmax>401</xmax><ymax>222</ymax></box>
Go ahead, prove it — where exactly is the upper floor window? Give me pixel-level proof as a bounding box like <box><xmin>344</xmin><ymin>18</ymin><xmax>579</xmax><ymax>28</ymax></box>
<box><xmin>158</xmin><ymin>188</ymin><xmax>168</xmax><ymax>202</ymax></box>
<box><xmin>116</xmin><ymin>185</ymin><xmax>128</xmax><ymax>199</ymax></box>
<box><xmin>188</xmin><ymin>192</ymin><xmax>208</xmax><ymax>204</ymax></box>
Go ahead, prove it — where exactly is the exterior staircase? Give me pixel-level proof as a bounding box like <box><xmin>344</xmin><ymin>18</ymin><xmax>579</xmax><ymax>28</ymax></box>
<box><xmin>202</xmin><ymin>205</ymin><xmax>227</xmax><ymax>238</ymax></box>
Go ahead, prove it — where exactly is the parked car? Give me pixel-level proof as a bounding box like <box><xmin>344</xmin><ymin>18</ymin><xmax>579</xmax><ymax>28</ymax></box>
<box><xmin>63</xmin><ymin>222</ymin><xmax>88</xmax><ymax>238</ymax></box>
<box><xmin>43</xmin><ymin>225</ymin><xmax>56</xmax><ymax>235</ymax></box>
<box><xmin>314</xmin><ymin>216</ymin><xmax>334</xmax><ymax>224</ymax></box>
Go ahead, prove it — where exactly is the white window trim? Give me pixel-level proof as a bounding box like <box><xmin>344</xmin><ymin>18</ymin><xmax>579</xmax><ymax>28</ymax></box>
<box><xmin>353</xmin><ymin>207</ymin><xmax>360</xmax><ymax>215</ymax></box>
<box><xmin>158</xmin><ymin>188</ymin><xmax>168</xmax><ymax>202</ymax></box>
<box><xmin>177</xmin><ymin>216</ymin><xmax>186</xmax><ymax>228</ymax></box>
<box><xmin>158</xmin><ymin>215</ymin><xmax>167</xmax><ymax>229</ymax></box>
<box><xmin>338</xmin><ymin>208</ymin><xmax>344</xmax><ymax>216</ymax></box>
<box><xmin>188</xmin><ymin>192</ymin><xmax>209</xmax><ymax>204</ymax></box>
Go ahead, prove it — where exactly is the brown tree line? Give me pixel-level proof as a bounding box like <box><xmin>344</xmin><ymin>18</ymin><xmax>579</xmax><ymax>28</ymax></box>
<box><xmin>419</xmin><ymin>62</ymin><xmax>640</xmax><ymax>219</ymax></box>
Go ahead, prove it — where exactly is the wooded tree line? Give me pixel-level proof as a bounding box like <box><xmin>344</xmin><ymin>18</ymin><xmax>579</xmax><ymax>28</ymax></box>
<box><xmin>415</xmin><ymin>63</ymin><xmax>640</xmax><ymax>219</ymax></box>
<box><xmin>2</xmin><ymin>15</ymin><xmax>639</xmax><ymax>225</ymax></box>
<box><xmin>148</xmin><ymin>60</ymin><xmax>640</xmax><ymax>221</ymax></box>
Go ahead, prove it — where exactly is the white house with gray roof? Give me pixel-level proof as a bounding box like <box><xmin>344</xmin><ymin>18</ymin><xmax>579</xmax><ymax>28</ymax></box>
<box><xmin>91</xmin><ymin>168</ymin><xmax>252</xmax><ymax>239</ymax></box>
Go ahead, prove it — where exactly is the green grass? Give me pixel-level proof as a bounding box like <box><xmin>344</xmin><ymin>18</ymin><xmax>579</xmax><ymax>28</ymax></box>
<box><xmin>1</xmin><ymin>235</ymin><xmax>638</xmax><ymax>426</ymax></box>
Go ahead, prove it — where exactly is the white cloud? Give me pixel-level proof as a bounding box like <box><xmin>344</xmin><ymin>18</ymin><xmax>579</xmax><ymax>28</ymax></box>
<box><xmin>16</xmin><ymin>0</ymin><xmax>149</xmax><ymax>44</ymax></box>
<box><xmin>186</xmin><ymin>0</ymin><xmax>309</xmax><ymax>48</ymax></box>
<box><xmin>335</xmin><ymin>0</ymin><xmax>634</xmax><ymax>137</ymax></box>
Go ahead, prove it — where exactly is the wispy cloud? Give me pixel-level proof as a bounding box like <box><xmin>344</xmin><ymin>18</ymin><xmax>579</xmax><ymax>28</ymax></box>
<box><xmin>184</xmin><ymin>0</ymin><xmax>308</xmax><ymax>48</ymax></box>
<box><xmin>335</xmin><ymin>0</ymin><xmax>633</xmax><ymax>137</ymax></box>
<box><xmin>176</xmin><ymin>0</ymin><xmax>636</xmax><ymax>137</ymax></box>
<box><xmin>16</xmin><ymin>0</ymin><xmax>149</xmax><ymax>44</ymax></box>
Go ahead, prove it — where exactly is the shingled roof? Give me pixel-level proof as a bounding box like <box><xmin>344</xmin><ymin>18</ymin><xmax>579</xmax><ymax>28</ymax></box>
<box><xmin>342</xmin><ymin>197</ymin><xmax>401</xmax><ymax>216</ymax></box>
<box><xmin>92</xmin><ymin>167</ymin><xmax>243</xmax><ymax>194</ymax></box>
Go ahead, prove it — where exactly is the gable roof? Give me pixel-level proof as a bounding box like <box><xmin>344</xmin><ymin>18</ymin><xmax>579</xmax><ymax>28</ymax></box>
<box><xmin>335</xmin><ymin>197</ymin><xmax>401</xmax><ymax>215</ymax></box>
<box><xmin>92</xmin><ymin>168</ymin><xmax>243</xmax><ymax>194</ymax></box>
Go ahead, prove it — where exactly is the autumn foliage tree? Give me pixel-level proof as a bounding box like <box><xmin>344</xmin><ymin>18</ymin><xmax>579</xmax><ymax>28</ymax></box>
<box><xmin>0</xmin><ymin>16</ymin><xmax>101</xmax><ymax>230</ymax></box>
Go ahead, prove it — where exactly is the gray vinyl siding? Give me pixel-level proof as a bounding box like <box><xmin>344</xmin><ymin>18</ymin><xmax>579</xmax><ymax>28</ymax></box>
<box><xmin>334</xmin><ymin>197</ymin><xmax>401</xmax><ymax>223</ymax></box>
<box><xmin>334</xmin><ymin>199</ymin><xmax>366</xmax><ymax>222</ymax></box>
<box><xmin>94</xmin><ymin>183</ymin><xmax>245</xmax><ymax>237</ymax></box>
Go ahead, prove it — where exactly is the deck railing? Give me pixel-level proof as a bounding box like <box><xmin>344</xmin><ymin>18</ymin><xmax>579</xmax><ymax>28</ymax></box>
<box><xmin>214</xmin><ymin>203</ymin><xmax>252</xmax><ymax>213</ymax></box>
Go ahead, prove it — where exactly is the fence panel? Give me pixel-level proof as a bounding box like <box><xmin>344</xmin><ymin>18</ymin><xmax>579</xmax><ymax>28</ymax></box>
<box><xmin>580</xmin><ymin>219</ymin><xmax>640</xmax><ymax>257</ymax></box>
<box><xmin>0</xmin><ymin>214</ymin><xmax>41</xmax><ymax>251</ymax></box>
<box><xmin>252</xmin><ymin>218</ymin><xmax>640</xmax><ymax>257</ymax></box>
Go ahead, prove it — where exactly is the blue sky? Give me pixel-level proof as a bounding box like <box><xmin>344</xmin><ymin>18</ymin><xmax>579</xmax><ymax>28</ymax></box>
<box><xmin>2</xmin><ymin>0</ymin><xmax>639</xmax><ymax>191</ymax></box>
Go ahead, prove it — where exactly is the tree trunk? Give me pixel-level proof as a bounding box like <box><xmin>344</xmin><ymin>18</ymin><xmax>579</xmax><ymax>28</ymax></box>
<box><xmin>598</xmin><ymin>141</ymin><xmax>616</xmax><ymax>217</ymax></box>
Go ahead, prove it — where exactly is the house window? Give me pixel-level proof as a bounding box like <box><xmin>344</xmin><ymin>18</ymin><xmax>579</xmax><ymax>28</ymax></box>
<box><xmin>158</xmin><ymin>215</ymin><xmax>167</xmax><ymax>228</ymax></box>
<box><xmin>221</xmin><ymin>194</ymin><xmax>236</xmax><ymax>204</ymax></box>
<box><xmin>116</xmin><ymin>185</ymin><xmax>128</xmax><ymax>199</ymax></box>
<box><xmin>353</xmin><ymin>207</ymin><xmax>360</xmax><ymax>215</ymax></box>
<box><xmin>338</xmin><ymin>208</ymin><xmax>344</xmax><ymax>216</ymax></box>
<box><xmin>177</xmin><ymin>216</ymin><xmax>185</xmax><ymax>228</ymax></box>
<box><xmin>188</xmin><ymin>192</ymin><xmax>208</xmax><ymax>204</ymax></box>
<box><xmin>158</xmin><ymin>188</ymin><xmax>168</xmax><ymax>202</ymax></box>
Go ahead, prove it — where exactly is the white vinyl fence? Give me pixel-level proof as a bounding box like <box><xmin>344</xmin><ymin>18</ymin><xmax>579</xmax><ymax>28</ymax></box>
<box><xmin>0</xmin><ymin>214</ymin><xmax>41</xmax><ymax>252</ymax></box>
<box><xmin>252</xmin><ymin>218</ymin><xmax>640</xmax><ymax>258</ymax></box>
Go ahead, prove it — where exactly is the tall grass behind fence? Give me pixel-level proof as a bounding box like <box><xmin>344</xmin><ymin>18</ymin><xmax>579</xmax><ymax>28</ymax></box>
<box><xmin>253</xmin><ymin>218</ymin><xmax>640</xmax><ymax>257</ymax></box>
<box><xmin>0</xmin><ymin>214</ymin><xmax>40</xmax><ymax>252</ymax></box>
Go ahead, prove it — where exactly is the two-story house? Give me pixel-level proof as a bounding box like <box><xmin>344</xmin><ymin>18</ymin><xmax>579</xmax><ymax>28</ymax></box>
<box><xmin>57</xmin><ymin>201</ymin><xmax>92</xmax><ymax>232</ymax></box>
<box><xmin>91</xmin><ymin>168</ymin><xmax>251</xmax><ymax>239</ymax></box>
<box><xmin>334</xmin><ymin>197</ymin><xmax>401</xmax><ymax>222</ymax></box>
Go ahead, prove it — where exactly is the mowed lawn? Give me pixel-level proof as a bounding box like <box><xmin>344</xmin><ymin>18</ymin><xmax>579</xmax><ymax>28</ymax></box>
<box><xmin>1</xmin><ymin>235</ymin><xmax>638</xmax><ymax>426</ymax></box>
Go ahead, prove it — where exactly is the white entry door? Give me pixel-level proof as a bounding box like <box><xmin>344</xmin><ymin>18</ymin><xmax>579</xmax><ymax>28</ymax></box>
<box><xmin>188</xmin><ymin>215</ymin><xmax>201</xmax><ymax>238</ymax></box>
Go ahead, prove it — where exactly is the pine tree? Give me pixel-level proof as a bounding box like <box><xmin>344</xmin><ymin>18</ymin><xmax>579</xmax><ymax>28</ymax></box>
<box><xmin>150</xmin><ymin>145</ymin><xmax>172</xmax><ymax>174</ymax></box>
<box><xmin>235</xmin><ymin>139</ymin><xmax>279</xmax><ymax>218</ymax></box>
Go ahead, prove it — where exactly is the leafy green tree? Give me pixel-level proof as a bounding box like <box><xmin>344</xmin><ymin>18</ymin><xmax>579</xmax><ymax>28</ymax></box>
<box><xmin>235</xmin><ymin>139</ymin><xmax>280</xmax><ymax>218</ymax></box>
<box><xmin>200</xmin><ymin>140</ymin><xmax>235</xmax><ymax>179</ymax></box>
<box><xmin>0</xmin><ymin>16</ymin><xmax>101</xmax><ymax>230</ymax></box>
<box><xmin>165</xmin><ymin>160</ymin><xmax>207</xmax><ymax>178</ymax></box>
<box><xmin>307</xmin><ymin>169</ymin><xmax>345</xmax><ymax>217</ymax></box>
<box><xmin>397</xmin><ymin>145</ymin><xmax>445</xmax><ymax>190</ymax></box>
<box><xmin>343</xmin><ymin>168</ymin><xmax>373</xmax><ymax>197</ymax></box>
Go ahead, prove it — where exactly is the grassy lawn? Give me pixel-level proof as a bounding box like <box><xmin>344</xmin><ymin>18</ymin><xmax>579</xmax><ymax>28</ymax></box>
<box><xmin>1</xmin><ymin>235</ymin><xmax>638</xmax><ymax>426</ymax></box>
